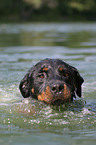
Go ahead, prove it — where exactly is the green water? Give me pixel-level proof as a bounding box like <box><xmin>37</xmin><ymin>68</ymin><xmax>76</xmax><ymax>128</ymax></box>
<box><xmin>0</xmin><ymin>23</ymin><xmax>96</xmax><ymax>145</ymax></box>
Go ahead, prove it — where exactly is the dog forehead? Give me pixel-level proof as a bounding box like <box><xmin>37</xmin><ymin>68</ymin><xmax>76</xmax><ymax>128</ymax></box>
<box><xmin>34</xmin><ymin>59</ymin><xmax>69</xmax><ymax>68</ymax></box>
<box><xmin>34</xmin><ymin>59</ymin><xmax>51</xmax><ymax>71</ymax></box>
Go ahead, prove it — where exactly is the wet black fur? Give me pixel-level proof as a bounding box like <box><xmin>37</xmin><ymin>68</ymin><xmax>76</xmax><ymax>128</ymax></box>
<box><xmin>19</xmin><ymin>59</ymin><xmax>84</xmax><ymax>102</ymax></box>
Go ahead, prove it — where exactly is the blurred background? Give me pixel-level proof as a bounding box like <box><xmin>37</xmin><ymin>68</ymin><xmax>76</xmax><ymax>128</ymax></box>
<box><xmin>0</xmin><ymin>0</ymin><xmax>96</xmax><ymax>22</ymax></box>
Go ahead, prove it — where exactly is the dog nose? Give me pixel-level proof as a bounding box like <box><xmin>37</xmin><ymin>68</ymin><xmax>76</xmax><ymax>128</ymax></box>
<box><xmin>51</xmin><ymin>83</ymin><xmax>64</xmax><ymax>93</ymax></box>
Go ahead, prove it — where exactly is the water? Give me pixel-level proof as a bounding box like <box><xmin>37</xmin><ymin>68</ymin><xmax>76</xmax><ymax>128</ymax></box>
<box><xmin>0</xmin><ymin>23</ymin><xmax>96</xmax><ymax>145</ymax></box>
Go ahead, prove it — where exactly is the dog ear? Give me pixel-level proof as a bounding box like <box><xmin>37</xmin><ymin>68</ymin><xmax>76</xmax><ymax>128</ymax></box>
<box><xmin>72</xmin><ymin>66</ymin><xmax>84</xmax><ymax>97</ymax></box>
<box><xmin>19</xmin><ymin>72</ymin><xmax>31</xmax><ymax>98</ymax></box>
<box><xmin>19</xmin><ymin>67</ymin><xmax>34</xmax><ymax>98</ymax></box>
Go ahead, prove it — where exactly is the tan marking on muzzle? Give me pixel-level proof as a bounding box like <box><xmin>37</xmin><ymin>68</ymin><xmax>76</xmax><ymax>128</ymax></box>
<box><xmin>38</xmin><ymin>86</ymin><xmax>52</xmax><ymax>104</ymax></box>
<box><xmin>37</xmin><ymin>84</ymin><xmax>71</xmax><ymax>104</ymax></box>
<box><xmin>63</xmin><ymin>84</ymin><xmax>71</xmax><ymax>102</ymax></box>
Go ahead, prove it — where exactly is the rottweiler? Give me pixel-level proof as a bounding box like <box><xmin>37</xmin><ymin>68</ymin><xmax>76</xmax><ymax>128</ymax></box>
<box><xmin>19</xmin><ymin>59</ymin><xmax>84</xmax><ymax>105</ymax></box>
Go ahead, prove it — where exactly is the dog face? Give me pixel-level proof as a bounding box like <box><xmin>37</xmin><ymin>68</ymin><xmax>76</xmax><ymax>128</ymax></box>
<box><xmin>19</xmin><ymin>59</ymin><xmax>84</xmax><ymax>105</ymax></box>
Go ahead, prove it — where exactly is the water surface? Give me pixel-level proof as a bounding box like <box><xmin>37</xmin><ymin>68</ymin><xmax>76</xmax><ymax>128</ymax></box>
<box><xmin>0</xmin><ymin>23</ymin><xmax>96</xmax><ymax>145</ymax></box>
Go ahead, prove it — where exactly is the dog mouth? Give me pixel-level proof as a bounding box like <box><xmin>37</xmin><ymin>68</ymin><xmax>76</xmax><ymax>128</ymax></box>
<box><xmin>51</xmin><ymin>98</ymin><xmax>65</xmax><ymax>106</ymax></box>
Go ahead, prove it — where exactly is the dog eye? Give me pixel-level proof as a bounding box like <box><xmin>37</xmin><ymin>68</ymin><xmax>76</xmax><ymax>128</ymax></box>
<box><xmin>39</xmin><ymin>74</ymin><xmax>45</xmax><ymax>79</ymax></box>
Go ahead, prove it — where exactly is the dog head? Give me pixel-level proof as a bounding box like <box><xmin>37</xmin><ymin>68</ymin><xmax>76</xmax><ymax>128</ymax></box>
<box><xmin>19</xmin><ymin>59</ymin><xmax>84</xmax><ymax>105</ymax></box>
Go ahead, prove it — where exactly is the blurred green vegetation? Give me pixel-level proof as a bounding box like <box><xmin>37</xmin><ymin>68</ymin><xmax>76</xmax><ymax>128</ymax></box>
<box><xmin>0</xmin><ymin>0</ymin><xmax>96</xmax><ymax>22</ymax></box>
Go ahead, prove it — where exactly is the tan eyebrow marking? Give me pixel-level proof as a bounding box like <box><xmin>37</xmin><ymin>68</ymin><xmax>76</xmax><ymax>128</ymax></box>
<box><xmin>65</xmin><ymin>73</ymin><xmax>69</xmax><ymax>77</ymax></box>
<box><xmin>59</xmin><ymin>66</ymin><xmax>64</xmax><ymax>71</ymax></box>
<box><xmin>42</xmin><ymin>67</ymin><xmax>48</xmax><ymax>71</ymax></box>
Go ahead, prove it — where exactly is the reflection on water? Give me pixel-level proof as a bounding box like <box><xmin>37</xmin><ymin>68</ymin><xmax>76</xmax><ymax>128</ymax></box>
<box><xmin>0</xmin><ymin>23</ymin><xmax>96</xmax><ymax>47</ymax></box>
<box><xmin>0</xmin><ymin>23</ymin><xmax>96</xmax><ymax>145</ymax></box>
